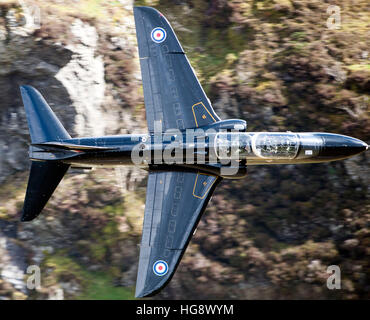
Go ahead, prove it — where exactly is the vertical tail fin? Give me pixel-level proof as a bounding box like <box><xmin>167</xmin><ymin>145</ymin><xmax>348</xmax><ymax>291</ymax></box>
<box><xmin>20</xmin><ymin>85</ymin><xmax>71</xmax><ymax>143</ymax></box>
<box><xmin>20</xmin><ymin>86</ymin><xmax>71</xmax><ymax>221</ymax></box>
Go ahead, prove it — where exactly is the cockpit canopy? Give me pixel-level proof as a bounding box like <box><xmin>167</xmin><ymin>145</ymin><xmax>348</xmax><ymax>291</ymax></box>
<box><xmin>215</xmin><ymin>132</ymin><xmax>252</xmax><ymax>159</ymax></box>
<box><xmin>252</xmin><ymin>133</ymin><xmax>299</xmax><ymax>159</ymax></box>
<box><xmin>214</xmin><ymin>132</ymin><xmax>299</xmax><ymax>160</ymax></box>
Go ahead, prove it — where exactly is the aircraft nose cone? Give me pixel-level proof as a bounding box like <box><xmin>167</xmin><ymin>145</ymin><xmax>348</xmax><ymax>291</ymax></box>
<box><xmin>319</xmin><ymin>134</ymin><xmax>368</xmax><ymax>160</ymax></box>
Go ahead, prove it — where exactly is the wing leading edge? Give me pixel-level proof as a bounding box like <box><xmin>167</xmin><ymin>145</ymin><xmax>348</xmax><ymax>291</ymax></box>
<box><xmin>133</xmin><ymin>6</ymin><xmax>220</xmax><ymax>132</ymax></box>
<box><xmin>135</xmin><ymin>170</ymin><xmax>221</xmax><ymax>297</ymax></box>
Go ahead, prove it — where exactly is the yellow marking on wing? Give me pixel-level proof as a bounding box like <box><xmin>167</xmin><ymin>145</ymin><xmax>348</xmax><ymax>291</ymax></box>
<box><xmin>192</xmin><ymin>102</ymin><xmax>217</xmax><ymax>127</ymax></box>
<box><xmin>192</xmin><ymin>172</ymin><xmax>217</xmax><ymax>199</ymax></box>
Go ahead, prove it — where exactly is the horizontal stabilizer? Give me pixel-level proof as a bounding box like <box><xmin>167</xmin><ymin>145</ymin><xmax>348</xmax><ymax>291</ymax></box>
<box><xmin>32</xmin><ymin>142</ymin><xmax>117</xmax><ymax>151</ymax></box>
<box><xmin>22</xmin><ymin>161</ymin><xmax>70</xmax><ymax>221</ymax></box>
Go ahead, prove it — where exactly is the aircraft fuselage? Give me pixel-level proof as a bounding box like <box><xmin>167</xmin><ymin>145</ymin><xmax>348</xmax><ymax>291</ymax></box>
<box><xmin>30</xmin><ymin>131</ymin><xmax>368</xmax><ymax>178</ymax></box>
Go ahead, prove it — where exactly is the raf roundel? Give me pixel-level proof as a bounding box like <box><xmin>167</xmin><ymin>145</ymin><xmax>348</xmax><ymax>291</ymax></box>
<box><xmin>153</xmin><ymin>260</ymin><xmax>168</xmax><ymax>276</ymax></box>
<box><xmin>151</xmin><ymin>27</ymin><xmax>167</xmax><ymax>43</ymax></box>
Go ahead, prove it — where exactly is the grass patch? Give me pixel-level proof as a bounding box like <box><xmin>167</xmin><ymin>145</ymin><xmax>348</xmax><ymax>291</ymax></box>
<box><xmin>345</xmin><ymin>64</ymin><xmax>370</xmax><ymax>71</ymax></box>
<box><xmin>151</xmin><ymin>1</ymin><xmax>251</xmax><ymax>92</ymax></box>
<box><xmin>102</xmin><ymin>203</ymin><xmax>125</xmax><ymax>217</ymax></box>
<box><xmin>37</xmin><ymin>0</ymin><xmax>126</xmax><ymax>23</ymax></box>
<box><xmin>78</xmin><ymin>272</ymin><xmax>135</xmax><ymax>300</ymax></box>
<box><xmin>340</xmin><ymin>20</ymin><xmax>370</xmax><ymax>33</ymax></box>
<box><xmin>123</xmin><ymin>191</ymin><xmax>145</xmax><ymax>233</ymax></box>
<box><xmin>44</xmin><ymin>252</ymin><xmax>135</xmax><ymax>300</ymax></box>
<box><xmin>255</xmin><ymin>81</ymin><xmax>274</xmax><ymax>91</ymax></box>
<box><xmin>0</xmin><ymin>175</ymin><xmax>25</xmax><ymax>200</ymax></box>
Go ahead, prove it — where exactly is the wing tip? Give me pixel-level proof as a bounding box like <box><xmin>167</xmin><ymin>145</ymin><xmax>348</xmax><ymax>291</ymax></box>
<box><xmin>135</xmin><ymin>285</ymin><xmax>162</xmax><ymax>298</ymax></box>
<box><xmin>135</xmin><ymin>290</ymin><xmax>147</xmax><ymax>298</ymax></box>
<box><xmin>20</xmin><ymin>207</ymin><xmax>39</xmax><ymax>222</ymax></box>
<box><xmin>135</xmin><ymin>284</ymin><xmax>153</xmax><ymax>298</ymax></box>
<box><xmin>133</xmin><ymin>6</ymin><xmax>164</xmax><ymax>17</ymax></box>
<box><xmin>20</xmin><ymin>85</ymin><xmax>37</xmax><ymax>95</ymax></box>
<box><xmin>135</xmin><ymin>271</ymin><xmax>167</xmax><ymax>298</ymax></box>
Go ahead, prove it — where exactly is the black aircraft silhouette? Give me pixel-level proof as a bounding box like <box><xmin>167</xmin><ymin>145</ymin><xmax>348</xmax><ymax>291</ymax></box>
<box><xmin>19</xmin><ymin>7</ymin><xmax>367</xmax><ymax>297</ymax></box>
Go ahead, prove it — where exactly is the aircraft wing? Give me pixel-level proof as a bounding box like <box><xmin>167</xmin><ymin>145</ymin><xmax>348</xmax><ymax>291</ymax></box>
<box><xmin>135</xmin><ymin>169</ymin><xmax>221</xmax><ymax>297</ymax></box>
<box><xmin>133</xmin><ymin>6</ymin><xmax>220</xmax><ymax>132</ymax></box>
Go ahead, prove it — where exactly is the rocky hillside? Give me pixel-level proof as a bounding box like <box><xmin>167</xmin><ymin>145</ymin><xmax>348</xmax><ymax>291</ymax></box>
<box><xmin>0</xmin><ymin>0</ymin><xmax>369</xmax><ymax>299</ymax></box>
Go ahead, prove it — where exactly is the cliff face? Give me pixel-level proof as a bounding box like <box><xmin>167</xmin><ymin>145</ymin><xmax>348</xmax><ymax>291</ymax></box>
<box><xmin>0</xmin><ymin>0</ymin><xmax>145</xmax><ymax>300</ymax></box>
<box><xmin>0</xmin><ymin>0</ymin><xmax>145</xmax><ymax>183</ymax></box>
<box><xmin>0</xmin><ymin>0</ymin><xmax>369</xmax><ymax>300</ymax></box>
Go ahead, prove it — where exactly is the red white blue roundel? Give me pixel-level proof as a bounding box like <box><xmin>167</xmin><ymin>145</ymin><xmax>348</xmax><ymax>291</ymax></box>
<box><xmin>153</xmin><ymin>260</ymin><xmax>168</xmax><ymax>276</ymax></box>
<box><xmin>151</xmin><ymin>27</ymin><xmax>167</xmax><ymax>43</ymax></box>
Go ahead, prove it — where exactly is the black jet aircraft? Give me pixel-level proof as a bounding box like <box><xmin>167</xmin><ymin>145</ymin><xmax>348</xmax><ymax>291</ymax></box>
<box><xmin>19</xmin><ymin>7</ymin><xmax>368</xmax><ymax>297</ymax></box>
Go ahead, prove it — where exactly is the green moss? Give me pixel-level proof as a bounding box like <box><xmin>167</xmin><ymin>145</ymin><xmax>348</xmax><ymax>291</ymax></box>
<box><xmin>123</xmin><ymin>191</ymin><xmax>144</xmax><ymax>233</ymax></box>
<box><xmin>0</xmin><ymin>172</ymin><xmax>27</xmax><ymax>219</ymax></box>
<box><xmin>271</xmin><ymin>241</ymin><xmax>291</xmax><ymax>252</ymax></box>
<box><xmin>102</xmin><ymin>221</ymin><xmax>121</xmax><ymax>243</ymax></box>
<box><xmin>44</xmin><ymin>254</ymin><xmax>82</xmax><ymax>276</ymax></box>
<box><xmin>43</xmin><ymin>252</ymin><xmax>88</xmax><ymax>287</ymax></box>
<box><xmin>194</xmin><ymin>27</ymin><xmax>248</xmax><ymax>83</ymax></box>
<box><xmin>134</xmin><ymin>0</ymin><xmax>159</xmax><ymax>6</ymax></box>
<box><xmin>291</xmin><ymin>41</ymin><xmax>309</xmax><ymax>51</ymax></box>
<box><xmin>38</xmin><ymin>0</ymin><xmax>126</xmax><ymax>24</ymax></box>
<box><xmin>256</xmin><ymin>1</ymin><xmax>272</xmax><ymax>11</ymax></box>
<box><xmin>345</xmin><ymin>64</ymin><xmax>370</xmax><ymax>71</ymax></box>
<box><xmin>43</xmin><ymin>252</ymin><xmax>135</xmax><ymax>300</ymax></box>
<box><xmin>252</xmin><ymin>0</ymin><xmax>288</xmax><ymax>21</ymax></box>
<box><xmin>102</xmin><ymin>203</ymin><xmax>125</xmax><ymax>217</ymax></box>
<box><xmin>0</xmin><ymin>207</ymin><xmax>9</xmax><ymax>220</ymax></box>
<box><xmin>78</xmin><ymin>272</ymin><xmax>135</xmax><ymax>300</ymax></box>
<box><xmin>290</xmin><ymin>31</ymin><xmax>307</xmax><ymax>41</ymax></box>
<box><xmin>89</xmin><ymin>243</ymin><xmax>107</xmax><ymax>261</ymax></box>
<box><xmin>273</xmin><ymin>0</ymin><xmax>292</xmax><ymax>6</ymax></box>
<box><xmin>150</xmin><ymin>1</ymin><xmax>250</xmax><ymax>92</ymax></box>
<box><xmin>341</xmin><ymin>20</ymin><xmax>370</xmax><ymax>33</ymax></box>
<box><xmin>79</xmin><ymin>0</ymin><xmax>107</xmax><ymax>18</ymax></box>
<box><xmin>0</xmin><ymin>176</ymin><xmax>23</xmax><ymax>199</ymax></box>
<box><xmin>274</xmin><ymin>42</ymin><xmax>310</xmax><ymax>58</ymax></box>
<box><xmin>255</xmin><ymin>81</ymin><xmax>274</xmax><ymax>91</ymax></box>
<box><xmin>87</xmin><ymin>221</ymin><xmax>121</xmax><ymax>262</ymax></box>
